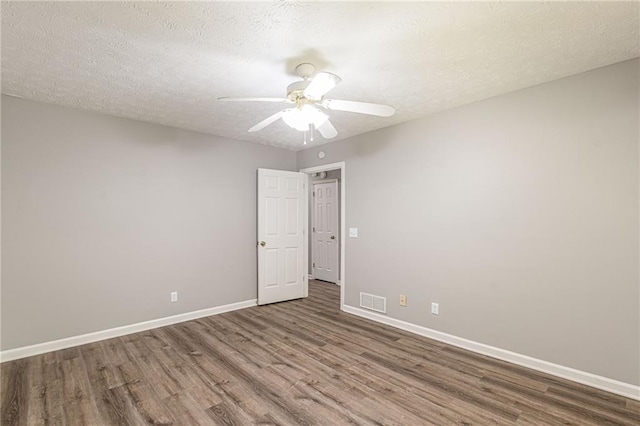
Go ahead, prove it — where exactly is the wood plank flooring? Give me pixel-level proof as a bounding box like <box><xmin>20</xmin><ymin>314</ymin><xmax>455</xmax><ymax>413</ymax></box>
<box><xmin>1</xmin><ymin>280</ymin><xmax>638</xmax><ymax>425</ymax></box>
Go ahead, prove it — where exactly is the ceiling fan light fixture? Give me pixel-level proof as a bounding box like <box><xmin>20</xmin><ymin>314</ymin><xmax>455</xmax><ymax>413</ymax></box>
<box><xmin>221</xmin><ymin>63</ymin><xmax>394</xmax><ymax>142</ymax></box>
<box><xmin>281</xmin><ymin>108</ymin><xmax>309</xmax><ymax>131</ymax></box>
<box><xmin>281</xmin><ymin>105</ymin><xmax>328</xmax><ymax>132</ymax></box>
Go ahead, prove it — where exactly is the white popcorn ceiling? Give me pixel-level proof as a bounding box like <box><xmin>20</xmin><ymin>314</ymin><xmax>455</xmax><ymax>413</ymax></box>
<box><xmin>2</xmin><ymin>1</ymin><xmax>638</xmax><ymax>151</ymax></box>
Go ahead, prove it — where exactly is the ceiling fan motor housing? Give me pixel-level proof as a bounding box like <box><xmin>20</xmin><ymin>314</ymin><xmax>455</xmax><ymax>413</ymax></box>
<box><xmin>295</xmin><ymin>63</ymin><xmax>315</xmax><ymax>79</ymax></box>
<box><xmin>287</xmin><ymin>80</ymin><xmax>311</xmax><ymax>102</ymax></box>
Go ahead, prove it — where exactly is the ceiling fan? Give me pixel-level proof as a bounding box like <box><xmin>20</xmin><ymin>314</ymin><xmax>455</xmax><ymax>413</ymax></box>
<box><xmin>218</xmin><ymin>63</ymin><xmax>395</xmax><ymax>143</ymax></box>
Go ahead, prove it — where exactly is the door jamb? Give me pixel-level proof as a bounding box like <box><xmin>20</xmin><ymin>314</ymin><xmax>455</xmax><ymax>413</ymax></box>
<box><xmin>300</xmin><ymin>162</ymin><xmax>346</xmax><ymax>311</ymax></box>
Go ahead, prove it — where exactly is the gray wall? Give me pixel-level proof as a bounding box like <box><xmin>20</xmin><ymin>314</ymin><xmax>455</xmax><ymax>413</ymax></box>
<box><xmin>297</xmin><ymin>59</ymin><xmax>640</xmax><ymax>386</ymax></box>
<box><xmin>1</xmin><ymin>95</ymin><xmax>296</xmax><ymax>350</ymax></box>
<box><xmin>2</xmin><ymin>59</ymin><xmax>638</xmax><ymax>387</ymax></box>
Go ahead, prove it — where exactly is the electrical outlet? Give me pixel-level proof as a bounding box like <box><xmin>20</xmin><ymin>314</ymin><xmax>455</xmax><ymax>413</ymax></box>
<box><xmin>399</xmin><ymin>295</ymin><xmax>407</xmax><ymax>307</ymax></box>
<box><xmin>431</xmin><ymin>302</ymin><xmax>439</xmax><ymax>315</ymax></box>
<box><xmin>171</xmin><ymin>291</ymin><xmax>178</xmax><ymax>303</ymax></box>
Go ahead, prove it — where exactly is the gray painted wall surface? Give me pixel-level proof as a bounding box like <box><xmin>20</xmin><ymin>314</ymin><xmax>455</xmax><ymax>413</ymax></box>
<box><xmin>2</xmin><ymin>59</ymin><xmax>638</xmax><ymax>387</ymax></box>
<box><xmin>297</xmin><ymin>59</ymin><xmax>640</xmax><ymax>385</ymax></box>
<box><xmin>1</xmin><ymin>96</ymin><xmax>296</xmax><ymax>350</ymax></box>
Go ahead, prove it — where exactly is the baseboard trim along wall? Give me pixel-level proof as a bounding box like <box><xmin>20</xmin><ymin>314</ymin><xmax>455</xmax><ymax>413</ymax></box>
<box><xmin>0</xmin><ymin>299</ymin><xmax>257</xmax><ymax>363</ymax></box>
<box><xmin>342</xmin><ymin>304</ymin><xmax>640</xmax><ymax>401</ymax></box>
<box><xmin>3</xmin><ymin>299</ymin><xmax>637</xmax><ymax>400</ymax></box>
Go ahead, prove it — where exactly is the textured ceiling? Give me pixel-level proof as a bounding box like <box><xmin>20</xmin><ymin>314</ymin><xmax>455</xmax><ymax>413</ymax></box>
<box><xmin>2</xmin><ymin>1</ymin><xmax>639</xmax><ymax>150</ymax></box>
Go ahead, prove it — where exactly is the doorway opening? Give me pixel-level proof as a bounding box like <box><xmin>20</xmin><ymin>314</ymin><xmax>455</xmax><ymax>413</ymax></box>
<box><xmin>310</xmin><ymin>172</ymin><xmax>340</xmax><ymax>284</ymax></box>
<box><xmin>300</xmin><ymin>162</ymin><xmax>346</xmax><ymax>311</ymax></box>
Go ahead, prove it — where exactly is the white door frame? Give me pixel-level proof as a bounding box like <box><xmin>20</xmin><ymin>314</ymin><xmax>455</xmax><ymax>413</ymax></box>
<box><xmin>300</xmin><ymin>162</ymin><xmax>346</xmax><ymax>311</ymax></box>
<box><xmin>311</xmin><ymin>178</ymin><xmax>339</xmax><ymax>284</ymax></box>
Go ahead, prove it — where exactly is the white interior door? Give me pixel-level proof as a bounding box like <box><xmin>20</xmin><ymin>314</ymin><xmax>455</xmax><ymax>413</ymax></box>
<box><xmin>312</xmin><ymin>180</ymin><xmax>339</xmax><ymax>284</ymax></box>
<box><xmin>258</xmin><ymin>168</ymin><xmax>307</xmax><ymax>305</ymax></box>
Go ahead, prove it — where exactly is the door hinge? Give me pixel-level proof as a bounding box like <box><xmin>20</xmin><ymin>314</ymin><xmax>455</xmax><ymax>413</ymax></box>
<box><xmin>313</xmin><ymin>227</ymin><xmax>315</xmax><ymax>232</ymax></box>
<box><xmin>313</xmin><ymin>262</ymin><xmax>315</xmax><ymax>268</ymax></box>
<box><xmin>313</xmin><ymin>191</ymin><xmax>315</xmax><ymax>197</ymax></box>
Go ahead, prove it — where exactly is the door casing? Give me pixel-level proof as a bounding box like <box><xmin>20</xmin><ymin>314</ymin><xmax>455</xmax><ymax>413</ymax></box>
<box><xmin>300</xmin><ymin>162</ymin><xmax>346</xmax><ymax>311</ymax></box>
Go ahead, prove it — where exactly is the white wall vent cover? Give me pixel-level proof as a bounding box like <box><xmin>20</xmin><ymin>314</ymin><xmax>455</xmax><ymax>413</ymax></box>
<box><xmin>360</xmin><ymin>292</ymin><xmax>387</xmax><ymax>314</ymax></box>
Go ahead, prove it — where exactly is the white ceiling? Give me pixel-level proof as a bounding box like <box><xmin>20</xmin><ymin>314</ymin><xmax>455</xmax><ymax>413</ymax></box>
<box><xmin>2</xmin><ymin>1</ymin><xmax>638</xmax><ymax>150</ymax></box>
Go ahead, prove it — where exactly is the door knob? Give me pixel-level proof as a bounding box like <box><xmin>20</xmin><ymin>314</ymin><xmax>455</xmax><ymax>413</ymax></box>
<box><xmin>259</xmin><ymin>241</ymin><xmax>266</xmax><ymax>247</ymax></box>
<box><xmin>330</xmin><ymin>235</ymin><xmax>335</xmax><ymax>240</ymax></box>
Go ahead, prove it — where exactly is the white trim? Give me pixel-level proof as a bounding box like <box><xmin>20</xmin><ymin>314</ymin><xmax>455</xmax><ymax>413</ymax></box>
<box><xmin>308</xmin><ymin>274</ymin><xmax>315</xmax><ymax>280</ymax></box>
<box><xmin>0</xmin><ymin>299</ymin><xmax>257</xmax><ymax>363</ymax></box>
<box><xmin>343</xmin><ymin>305</ymin><xmax>640</xmax><ymax>401</ymax></box>
<box><xmin>300</xmin><ymin>162</ymin><xmax>344</xmax><ymax>174</ymax></box>
<box><xmin>300</xmin><ymin>161</ymin><xmax>346</xmax><ymax>311</ymax></box>
<box><xmin>311</xmin><ymin>178</ymin><xmax>338</xmax><ymax>186</ymax></box>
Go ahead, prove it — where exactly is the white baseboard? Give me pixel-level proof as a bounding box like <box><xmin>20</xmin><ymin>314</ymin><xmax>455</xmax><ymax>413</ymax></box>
<box><xmin>0</xmin><ymin>299</ymin><xmax>257</xmax><ymax>363</ymax></box>
<box><xmin>308</xmin><ymin>274</ymin><xmax>314</xmax><ymax>280</ymax></box>
<box><xmin>342</xmin><ymin>305</ymin><xmax>640</xmax><ymax>401</ymax></box>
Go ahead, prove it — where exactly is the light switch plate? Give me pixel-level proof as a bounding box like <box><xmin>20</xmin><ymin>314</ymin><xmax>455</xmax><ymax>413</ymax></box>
<box><xmin>349</xmin><ymin>228</ymin><xmax>358</xmax><ymax>238</ymax></box>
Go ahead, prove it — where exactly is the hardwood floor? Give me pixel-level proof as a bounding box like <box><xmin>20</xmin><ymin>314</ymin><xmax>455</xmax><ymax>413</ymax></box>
<box><xmin>1</xmin><ymin>280</ymin><xmax>638</xmax><ymax>425</ymax></box>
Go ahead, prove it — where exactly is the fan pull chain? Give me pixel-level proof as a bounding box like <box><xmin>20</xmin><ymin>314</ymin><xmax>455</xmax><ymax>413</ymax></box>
<box><xmin>310</xmin><ymin>124</ymin><xmax>314</xmax><ymax>142</ymax></box>
<box><xmin>303</xmin><ymin>131</ymin><xmax>307</xmax><ymax>145</ymax></box>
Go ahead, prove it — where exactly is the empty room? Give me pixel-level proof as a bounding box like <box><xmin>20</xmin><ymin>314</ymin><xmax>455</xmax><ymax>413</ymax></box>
<box><xmin>1</xmin><ymin>1</ymin><xmax>639</xmax><ymax>425</ymax></box>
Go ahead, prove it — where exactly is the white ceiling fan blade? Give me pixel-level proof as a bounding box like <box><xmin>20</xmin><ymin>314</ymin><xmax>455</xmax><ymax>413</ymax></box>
<box><xmin>323</xmin><ymin>99</ymin><xmax>395</xmax><ymax>117</ymax></box>
<box><xmin>218</xmin><ymin>97</ymin><xmax>290</xmax><ymax>103</ymax></box>
<box><xmin>317</xmin><ymin>119</ymin><xmax>338</xmax><ymax>139</ymax></box>
<box><xmin>304</xmin><ymin>72</ymin><xmax>341</xmax><ymax>99</ymax></box>
<box><xmin>248</xmin><ymin>111</ymin><xmax>283</xmax><ymax>132</ymax></box>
